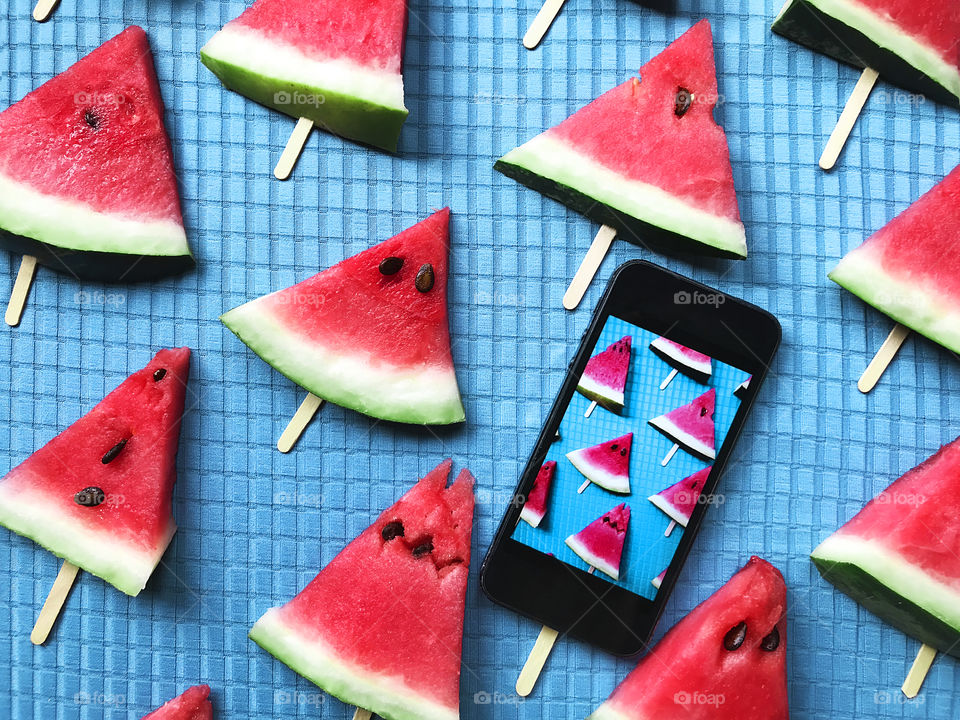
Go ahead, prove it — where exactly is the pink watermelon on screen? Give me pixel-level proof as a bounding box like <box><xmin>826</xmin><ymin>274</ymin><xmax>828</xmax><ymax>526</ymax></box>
<box><xmin>649</xmin><ymin>336</ymin><xmax>712</xmax><ymax>382</ymax></box>
<box><xmin>565</xmin><ymin>503</ymin><xmax>631</xmax><ymax>581</ymax></box>
<box><xmin>520</xmin><ymin>461</ymin><xmax>556</xmax><ymax>528</ymax></box>
<box><xmin>566</xmin><ymin>433</ymin><xmax>633</xmax><ymax>494</ymax></box>
<box><xmin>142</xmin><ymin>685</ymin><xmax>212</xmax><ymax>720</ymax></box>
<box><xmin>651</xmin><ymin>568</ymin><xmax>667</xmax><ymax>590</ymax></box>
<box><xmin>577</xmin><ymin>336</ymin><xmax>632</xmax><ymax>413</ymax></box>
<box><xmin>649</xmin><ymin>466</ymin><xmax>712</xmax><ymax>528</ymax></box>
<box><xmin>649</xmin><ymin>389</ymin><xmax>716</xmax><ymax>460</ymax></box>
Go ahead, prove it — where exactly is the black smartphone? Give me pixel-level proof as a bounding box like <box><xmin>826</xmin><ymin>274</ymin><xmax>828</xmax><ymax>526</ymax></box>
<box><xmin>480</xmin><ymin>260</ymin><xmax>781</xmax><ymax>656</ymax></box>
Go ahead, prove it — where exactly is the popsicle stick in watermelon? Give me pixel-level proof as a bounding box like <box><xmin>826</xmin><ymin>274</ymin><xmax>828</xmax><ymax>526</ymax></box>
<box><xmin>221</xmin><ymin>209</ymin><xmax>465</xmax><ymax>451</ymax></box>
<box><xmin>564</xmin><ymin>503</ymin><xmax>631</xmax><ymax>580</ymax></box>
<box><xmin>812</xmin><ymin>437</ymin><xmax>960</xmax><ymax>698</ymax></box>
<box><xmin>648</xmin><ymin>466</ymin><xmax>711</xmax><ymax>537</ymax></box>
<box><xmin>516</xmin><ymin>625</ymin><xmax>560</xmax><ymax>697</ymax></box>
<box><xmin>495</xmin><ymin>20</ymin><xmax>747</xmax><ymax>310</ymax></box>
<box><xmin>520</xmin><ymin>460</ymin><xmax>556</xmax><ymax>528</ymax></box>
<box><xmin>0</xmin><ymin>348</ymin><xmax>191</xmax><ymax>643</ymax></box>
<box><xmin>567</xmin><ymin>433</ymin><xmax>632</xmax><ymax>494</ymax></box>
<box><xmin>141</xmin><ymin>685</ymin><xmax>212</xmax><ymax>719</ymax></box>
<box><xmin>5</xmin><ymin>255</ymin><xmax>37</xmax><ymax>327</ymax></box>
<box><xmin>0</xmin><ymin>27</ymin><xmax>194</xmax><ymax>328</ymax></box>
<box><xmin>587</xmin><ymin>557</ymin><xmax>788</xmax><ymax>719</ymax></box>
<box><xmin>650</xmin><ymin>567</ymin><xmax>667</xmax><ymax>590</ymax></box>
<box><xmin>773</xmin><ymin>0</ymin><xmax>960</xmax><ymax>168</ymax></box>
<box><xmin>829</xmin><ymin>165</ymin><xmax>960</xmax><ymax>392</ymax></box>
<box><xmin>249</xmin><ymin>460</ymin><xmax>475</xmax><ymax>720</ymax></box>
<box><xmin>648</xmin><ymin>389</ymin><xmax>716</xmax><ymax>466</ymax></box>
<box><xmin>577</xmin><ymin>335</ymin><xmax>631</xmax><ymax>417</ymax></box>
<box><xmin>522</xmin><ymin>0</ymin><xmax>568</xmax><ymax>50</ymax></box>
<box><xmin>649</xmin><ymin>336</ymin><xmax>712</xmax><ymax>390</ymax></box>
<box><xmin>200</xmin><ymin>0</ymin><xmax>409</xmax><ymax>178</ymax></box>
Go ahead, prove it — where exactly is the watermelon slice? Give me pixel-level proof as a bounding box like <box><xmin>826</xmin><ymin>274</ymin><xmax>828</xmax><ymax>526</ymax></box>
<box><xmin>649</xmin><ymin>389</ymin><xmax>716</xmax><ymax>461</ymax></box>
<box><xmin>249</xmin><ymin>460</ymin><xmax>474</xmax><ymax>720</ymax></box>
<box><xmin>142</xmin><ymin>685</ymin><xmax>212</xmax><ymax>720</ymax></box>
<box><xmin>773</xmin><ymin>0</ymin><xmax>960</xmax><ymax>107</ymax></box>
<box><xmin>565</xmin><ymin>503</ymin><xmax>631</xmax><ymax>580</ymax></box>
<box><xmin>649</xmin><ymin>336</ymin><xmax>712</xmax><ymax>383</ymax></box>
<box><xmin>651</xmin><ymin>567</ymin><xmax>667</xmax><ymax>590</ymax></box>
<box><xmin>566</xmin><ymin>433</ymin><xmax>633</xmax><ymax>494</ymax></box>
<box><xmin>0</xmin><ymin>348</ymin><xmax>190</xmax><ymax>596</ymax></box>
<box><xmin>221</xmin><ymin>209</ymin><xmax>464</xmax><ymax>425</ymax></box>
<box><xmin>829</xmin><ymin>164</ymin><xmax>960</xmax><ymax>355</ymax></box>
<box><xmin>734</xmin><ymin>375</ymin><xmax>752</xmax><ymax>399</ymax></box>
<box><xmin>200</xmin><ymin>0</ymin><xmax>408</xmax><ymax>152</ymax></box>
<box><xmin>811</xmin><ymin>437</ymin><xmax>960</xmax><ymax>656</ymax></box>
<box><xmin>520</xmin><ymin>460</ymin><xmax>555</xmax><ymax>528</ymax></box>
<box><xmin>0</xmin><ymin>27</ymin><xmax>193</xmax><ymax>281</ymax></box>
<box><xmin>495</xmin><ymin>20</ymin><xmax>746</xmax><ymax>259</ymax></box>
<box><xmin>577</xmin><ymin>336</ymin><xmax>632</xmax><ymax>413</ymax></box>
<box><xmin>588</xmin><ymin>557</ymin><xmax>788</xmax><ymax>720</ymax></box>
<box><xmin>648</xmin><ymin>466</ymin><xmax>712</xmax><ymax>529</ymax></box>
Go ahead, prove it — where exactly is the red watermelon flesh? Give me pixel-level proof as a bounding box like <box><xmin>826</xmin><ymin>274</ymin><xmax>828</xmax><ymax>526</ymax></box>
<box><xmin>588</xmin><ymin>557</ymin><xmax>788</xmax><ymax>720</ymax></box>
<box><xmin>520</xmin><ymin>460</ymin><xmax>556</xmax><ymax>528</ymax></box>
<box><xmin>865</xmin><ymin>0</ymin><xmax>960</xmax><ymax>65</ymax></box>
<box><xmin>649</xmin><ymin>388</ymin><xmax>716</xmax><ymax>460</ymax></box>
<box><xmin>648</xmin><ymin>466</ymin><xmax>712</xmax><ymax>527</ymax></box>
<box><xmin>142</xmin><ymin>685</ymin><xmax>212</xmax><ymax>720</ymax></box>
<box><xmin>566</xmin><ymin>433</ymin><xmax>633</xmax><ymax>494</ymax></box>
<box><xmin>565</xmin><ymin>503</ymin><xmax>631</xmax><ymax>581</ymax></box>
<box><xmin>249</xmin><ymin>460</ymin><xmax>474</xmax><ymax>720</ymax></box>
<box><xmin>0</xmin><ymin>348</ymin><xmax>190</xmax><ymax>596</ymax></box>
<box><xmin>577</xmin><ymin>336</ymin><xmax>632</xmax><ymax>413</ymax></box>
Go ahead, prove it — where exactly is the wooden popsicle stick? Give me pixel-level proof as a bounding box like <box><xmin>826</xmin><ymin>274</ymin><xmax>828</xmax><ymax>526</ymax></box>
<box><xmin>819</xmin><ymin>67</ymin><xmax>879</xmax><ymax>171</ymax></box>
<box><xmin>661</xmin><ymin>444</ymin><xmax>679</xmax><ymax>467</ymax></box>
<box><xmin>32</xmin><ymin>0</ymin><xmax>59</xmax><ymax>21</ymax></box>
<box><xmin>6</xmin><ymin>255</ymin><xmax>37</xmax><ymax>327</ymax></box>
<box><xmin>563</xmin><ymin>225</ymin><xmax>616</xmax><ymax>311</ymax></box>
<box><xmin>274</xmin><ymin>117</ymin><xmax>314</xmax><ymax>180</ymax></box>
<box><xmin>659</xmin><ymin>368</ymin><xmax>678</xmax><ymax>391</ymax></box>
<box><xmin>516</xmin><ymin>625</ymin><xmax>558</xmax><ymax>697</ymax></box>
<box><xmin>584</xmin><ymin>401</ymin><xmax>597</xmax><ymax>418</ymax></box>
<box><xmin>277</xmin><ymin>392</ymin><xmax>324</xmax><ymax>453</ymax></box>
<box><xmin>351</xmin><ymin>709</ymin><xmax>372</xmax><ymax>720</ymax></box>
<box><xmin>664</xmin><ymin>519</ymin><xmax>676</xmax><ymax>537</ymax></box>
<box><xmin>577</xmin><ymin>478</ymin><xmax>590</xmax><ymax>494</ymax></box>
<box><xmin>522</xmin><ymin>0</ymin><xmax>568</xmax><ymax>50</ymax></box>
<box><xmin>587</xmin><ymin>566</ymin><xmax>595</xmax><ymax>575</ymax></box>
<box><xmin>902</xmin><ymin>643</ymin><xmax>937</xmax><ymax>698</ymax></box>
<box><xmin>31</xmin><ymin>560</ymin><xmax>79</xmax><ymax>645</ymax></box>
<box><xmin>858</xmin><ymin>323</ymin><xmax>910</xmax><ymax>394</ymax></box>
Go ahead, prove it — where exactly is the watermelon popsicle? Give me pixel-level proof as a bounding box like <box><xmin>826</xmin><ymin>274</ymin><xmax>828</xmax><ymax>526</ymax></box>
<box><xmin>648</xmin><ymin>388</ymin><xmax>716</xmax><ymax>466</ymax></box>
<box><xmin>577</xmin><ymin>335</ymin><xmax>632</xmax><ymax>416</ymax></box>
<box><xmin>649</xmin><ymin>336</ymin><xmax>712</xmax><ymax>389</ymax></box>
<box><xmin>564</xmin><ymin>503</ymin><xmax>631</xmax><ymax>580</ymax></box>
<box><xmin>519</xmin><ymin>461</ymin><xmax>556</xmax><ymax>528</ymax></box>
<box><xmin>141</xmin><ymin>685</ymin><xmax>213</xmax><ymax>719</ymax></box>
<box><xmin>648</xmin><ymin>466</ymin><xmax>711</xmax><ymax>537</ymax></box>
<box><xmin>567</xmin><ymin>433</ymin><xmax>633</xmax><ymax>494</ymax></box>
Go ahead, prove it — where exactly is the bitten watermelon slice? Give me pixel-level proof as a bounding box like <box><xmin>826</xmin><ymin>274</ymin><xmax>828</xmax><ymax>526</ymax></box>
<box><xmin>649</xmin><ymin>336</ymin><xmax>712</xmax><ymax>383</ymax></box>
<box><xmin>249</xmin><ymin>460</ymin><xmax>474</xmax><ymax>720</ymax></box>
<box><xmin>221</xmin><ymin>209</ymin><xmax>464</xmax><ymax>425</ymax></box>
<box><xmin>200</xmin><ymin>0</ymin><xmax>408</xmax><ymax>151</ymax></box>
<box><xmin>773</xmin><ymin>0</ymin><xmax>960</xmax><ymax>107</ymax></box>
<box><xmin>520</xmin><ymin>460</ymin><xmax>555</xmax><ymax>528</ymax></box>
<box><xmin>588</xmin><ymin>557</ymin><xmax>789</xmax><ymax>720</ymax></box>
<box><xmin>649</xmin><ymin>389</ymin><xmax>716</xmax><ymax>461</ymax></box>
<box><xmin>811</xmin><ymin>437</ymin><xmax>960</xmax><ymax>656</ymax></box>
<box><xmin>0</xmin><ymin>348</ymin><xmax>190</xmax><ymax>596</ymax></box>
<box><xmin>142</xmin><ymin>685</ymin><xmax>212</xmax><ymax>720</ymax></box>
<box><xmin>495</xmin><ymin>20</ymin><xmax>746</xmax><ymax>259</ymax></box>
<box><xmin>577</xmin><ymin>336</ymin><xmax>632</xmax><ymax>413</ymax></box>
<box><xmin>648</xmin><ymin>466</ymin><xmax>712</xmax><ymax>528</ymax></box>
<box><xmin>0</xmin><ymin>27</ymin><xmax>193</xmax><ymax>281</ymax></box>
<box><xmin>566</xmin><ymin>433</ymin><xmax>633</xmax><ymax>494</ymax></box>
<box><xmin>565</xmin><ymin>503</ymin><xmax>631</xmax><ymax>580</ymax></box>
<box><xmin>829</xmin><ymin>165</ymin><xmax>960</xmax><ymax>354</ymax></box>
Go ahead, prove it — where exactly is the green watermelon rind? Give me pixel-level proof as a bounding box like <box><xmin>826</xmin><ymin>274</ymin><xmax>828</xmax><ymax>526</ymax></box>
<box><xmin>576</xmin><ymin>374</ymin><xmax>624</xmax><ymax>414</ymax></box>
<box><xmin>772</xmin><ymin>0</ymin><xmax>960</xmax><ymax>107</ymax></box>
<box><xmin>249</xmin><ymin>608</ymin><xmax>459</xmax><ymax>720</ymax></box>
<box><xmin>586</xmin><ymin>704</ymin><xmax>632</xmax><ymax>720</ymax></box>
<box><xmin>829</xmin><ymin>243</ymin><xmax>960</xmax><ymax>355</ymax></box>
<box><xmin>811</xmin><ymin>534</ymin><xmax>960</xmax><ymax>657</ymax></box>
<box><xmin>200</xmin><ymin>27</ymin><xmax>408</xmax><ymax>153</ymax></box>
<box><xmin>495</xmin><ymin>135</ymin><xmax>748</xmax><ymax>259</ymax></box>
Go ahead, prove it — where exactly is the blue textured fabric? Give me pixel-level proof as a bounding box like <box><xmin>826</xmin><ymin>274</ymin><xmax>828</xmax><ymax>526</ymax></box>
<box><xmin>0</xmin><ymin>0</ymin><xmax>959</xmax><ymax>717</ymax></box>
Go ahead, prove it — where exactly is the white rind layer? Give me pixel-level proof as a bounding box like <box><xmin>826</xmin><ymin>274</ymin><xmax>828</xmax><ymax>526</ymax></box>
<box><xmin>811</xmin><ymin>534</ymin><xmax>960</xmax><ymax>632</ymax></box>
<box><xmin>577</xmin><ymin>373</ymin><xmax>624</xmax><ymax>411</ymax></box>
<box><xmin>499</xmin><ymin>135</ymin><xmax>747</xmax><ymax>257</ymax></box>
<box><xmin>648</xmin><ymin>494</ymin><xmax>690</xmax><ymax>527</ymax></box>
<box><xmin>651</xmin><ymin>575</ymin><xmax>663</xmax><ymax>590</ymax></box>
<box><xmin>587</xmin><ymin>703</ymin><xmax>635</xmax><ymax>720</ymax></box>
<box><xmin>829</xmin><ymin>244</ymin><xmax>960</xmax><ymax>354</ymax></box>
<box><xmin>0</xmin><ymin>171</ymin><xmax>190</xmax><ymax>257</ymax></box>
<box><xmin>519</xmin><ymin>505</ymin><xmax>544</xmax><ymax>528</ymax></box>
<box><xmin>566</xmin><ymin>449</ymin><xmax>630</xmax><ymax>494</ymax></box>
<box><xmin>0</xmin><ymin>481</ymin><xmax>174</xmax><ymax>596</ymax></box>
<box><xmin>201</xmin><ymin>25</ymin><xmax>406</xmax><ymax>113</ymax></box>
<box><xmin>565</xmin><ymin>535</ymin><xmax>620</xmax><ymax>580</ymax></box>
<box><xmin>648</xmin><ymin>415</ymin><xmax>715</xmax><ymax>460</ymax></box>
<box><xmin>649</xmin><ymin>337</ymin><xmax>712</xmax><ymax>378</ymax></box>
<box><xmin>249</xmin><ymin>608</ymin><xmax>459</xmax><ymax>720</ymax></box>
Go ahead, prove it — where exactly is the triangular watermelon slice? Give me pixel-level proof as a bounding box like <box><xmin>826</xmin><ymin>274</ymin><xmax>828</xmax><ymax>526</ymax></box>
<box><xmin>773</xmin><ymin>0</ymin><xmax>960</xmax><ymax>107</ymax></box>
<box><xmin>650</xmin><ymin>567</ymin><xmax>667</xmax><ymax>590</ymax></box>
<box><xmin>0</xmin><ymin>348</ymin><xmax>191</xmax><ymax>596</ymax></box>
<box><xmin>495</xmin><ymin>20</ymin><xmax>746</xmax><ymax>259</ymax></box>
<box><xmin>565</xmin><ymin>503</ymin><xmax>631</xmax><ymax>580</ymax></box>
<box><xmin>648</xmin><ymin>466</ymin><xmax>712</xmax><ymax>528</ymax></box>
<box><xmin>0</xmin><ymin>27</ymin><xmax>193</xmax><ymax>281</ymax></box>
<box><xmin>221</xmin><ymin>209</ymin><xmax>464</xmax><ymax>425</ymax></box>
<box><xmin>588</xmin><ymin>557</ymin><xmax>788</xmax><ymax>720</ymax></box>
<box><xmin>649</xmin><ymin>388</ymin><xmax>716</xmax><ymax>461</ymax></box>
<box><xmin>249</xmin><ymin>460</ymin><xmax>474</xmax><ymax>720</ymax></box>
<box><xmin>649</xmin><ymin>336</ymin><xmax>712</xmax><ymax>383</ymax></box>
<box><xmin>829</xmin><ymin>164</ymin><xmax>960</xmax><ymax>355</ymax></box>
<box><xmin>141</xmin><ymin>685</ymin><xmax>212</xmax><ymax>720</ymax></box>
<box><xmin>811</xmin><ymin>437</ymin><xmax>960</xmax><ymax>656</ymax></box>
<box><xmin>566</xmin><ymin>433</ymin><xmax>633</xmax><ymax>494</ymax></box>
<box><xmin>577</xmin><ymin>336</ymin><xmax>632</xmax><ymax>413</ymax></box>
<box><xmin>200</xmin><ymin>0</ymin><xmax>408</xmax><ymax>152</ymax></box>
<box><xmin>520</xmin><ymin>460</ymin><xmax>555</xmax><ymax>528</ymax></box>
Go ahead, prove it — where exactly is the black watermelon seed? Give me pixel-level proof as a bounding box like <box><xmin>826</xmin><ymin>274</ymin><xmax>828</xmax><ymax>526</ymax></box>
<box><xmin>381</xmin><ymin>521</ymin><xmax>405</xmax><ymax>541</ymax></box>
<box><xmin>611</xmin><ymin>444</ymin><xmax>618</xmax><ymax>451</ymax></box>
<box><xmin>760</xmin><ymin>626</ymin><xmax>780</xmax><ymax>651</ymax></box>
<box><xmin>675</xmin><ymin>88</ymin><xmax>693</xmax><ymax>118</ymax></box>
<box><xmin>620</xmin><ymin>448</ymin><xmax>627</xmax><ymax>456</ymax></box>
<box><xmin>153</xmin><ymin>368</ymin><xmax>167</xmax><ymax>381</ymax></box>
<box><xmin>415</xmin><ymin>264</ymin><xmax>435</xmax><ymax>293</ymax></box>
<box><xmin>700</xmin><ymin>406</ymin><xmax>708</xmax><ymax>416</ymax></box>
<box><xmin>379</xmin><ymin>256</ymin><xmax>404</xmax><ymax>275</ymax></box>
<box><xmin>75</xmin><ymin>486</ymin><xmax>105</xmax><ymax>507</ymax></box>
<box><xmin>83</xmin><ymin>109</ymin><xmax>101</xmax><ymax>129</ymax></box>
<box><xmin>101</xmin><ymin>438</ymin><xmax>128</xmax><ymax>464</ymax></box>
<box><xmin>723</xmin><ymin>621</ymin><xmax>747</xmax><ymax>651</ymax></box>
<box><xmin>412</xmin><ymin>539</ymin><xmax>434</xmax><ymax>557</ymax></box>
